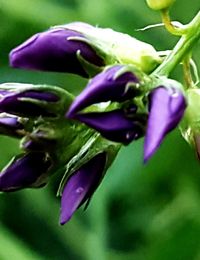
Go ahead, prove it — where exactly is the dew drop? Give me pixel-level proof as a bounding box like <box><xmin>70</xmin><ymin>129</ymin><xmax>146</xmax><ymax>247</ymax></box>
<box><xmin>76</xmin><ymin>187</ymin><xmax>84</xmax><ymax>194</ymax></box>
<box><xmin>126</xmin><ymin>131</ymin><xmax>134</xmax><ymax>141</ymax></box>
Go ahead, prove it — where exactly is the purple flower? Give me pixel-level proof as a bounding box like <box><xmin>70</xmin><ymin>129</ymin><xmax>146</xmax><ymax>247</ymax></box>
<box><xmin>9</xmin><ymin>24</ymin><xmax>105</xmax><ymax>77</ymax></box>
<box><xmin>0</xmin><ymin>152</ymin><xmax>52</xmax><ymax>192</ymax></box>
<box><xmin>74</xmin><ymin>110</ymin><xmax>144</xmax><ymax>144</ymax></box>
<box><xmin>67</xmin><ymin>65</ymin><xmax>140</xmax><ymax>117</ymax></box>
<box><xmin>144</xmin><ymin>86</ymin><xmax>186</xmax><ymax>162</ymax></box>
<box><xmin>60</xmin><ymin>152</ymin><xmax>107</xmax><ymax>225</ymax></box>
<box><xmin>66</xmin><ymin>65</ymin><xmax>145</xmax><ymax>143</ymax></box>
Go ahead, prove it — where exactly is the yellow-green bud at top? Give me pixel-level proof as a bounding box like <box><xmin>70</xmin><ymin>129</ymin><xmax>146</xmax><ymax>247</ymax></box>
<box><xmin>146</xmin><ymin>0</ymin><xmax>176</xmax><ymax>10</ymax></box>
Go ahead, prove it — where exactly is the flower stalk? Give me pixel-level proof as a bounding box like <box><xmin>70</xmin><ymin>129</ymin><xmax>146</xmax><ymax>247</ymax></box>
<box><xmin>161</xmin><ymin>9</ymin><xmax>188</xmax><ymax>36</ymax></box>
<box><xmin>153</xmin><ymin>11</ymin><xmax>200</xmax><ymax>78</ymax></box>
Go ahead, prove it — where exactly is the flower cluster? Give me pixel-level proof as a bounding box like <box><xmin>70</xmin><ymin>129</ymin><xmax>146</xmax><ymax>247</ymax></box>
<box><xmin>0</xmin><ymin>83</ymin><xmax>71</xmax><ymax>191</ymax></box>
<box><xmin>0</xmin><ymin>21</ymin><xmax>190</xmax><ymax>224</ymax></box>
<box><xmin>0</xmin><ymin>82</ymin><xmax>119</xmax><ymax>224</ymax></box>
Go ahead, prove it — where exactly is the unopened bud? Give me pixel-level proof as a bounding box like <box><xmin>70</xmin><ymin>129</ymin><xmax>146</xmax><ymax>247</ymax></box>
<box><xmin>10</xmin><ymin>24</ymin><xmax>105</xmax><ymax>78</ymax></box>
<box><xmin>64</xmin><ymin>23</ymin><xmax>161</xmax><ymax>73</ymax></box>
<box><xmin>0</xmin><ymin>152</ymin><xmax>52</xmax><ymax>191</ymax></box>
<box><xmin>146</xmin><ymin>0</ymin><xmax>176</xmax><ymax>10</ymax></box>
<box><xmin>0</xmin><ymin>83</ymin><xmax>73</xmax><ymax>118</ymax></box>
<box><xmin>144</xmin><ymin>78</ymin><xmax>186</xmax><ymax>162</ymax></box>
<box><xmin>67</xmin><ymin>64</ymin><xmax>144</xmax><ymax>118</ymax></box>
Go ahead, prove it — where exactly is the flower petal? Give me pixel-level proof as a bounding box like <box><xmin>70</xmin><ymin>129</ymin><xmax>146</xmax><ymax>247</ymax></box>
<box><xmin>74</xmin><ymin>110</ymin><xmax>144</xmax><ymax>144</ymax></box>
<box><xmin>60</xmin><ymin>152</ymin><xmax>107</xmax><ymax>225</ymax></box>
<box><xmin>144</xmin><ymin>86</ymin><xmax>186</xmax><ymax>162</ymax></box>
<box><xmin>67</xmin><ymin>65</ymin><xmax>139</xmax><ymax>117</ymax></box>
<box><xmin>0</xmin><ymin>152</ymin><xmax>52</xmax><ymax>192</ymax></box>
<box><xmin>10</xmin><ymin>27</ymin><xmax>104</xmax><ymax>77</ymax></box>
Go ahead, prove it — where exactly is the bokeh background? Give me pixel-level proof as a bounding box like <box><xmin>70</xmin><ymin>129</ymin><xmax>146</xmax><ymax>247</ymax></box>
<box><xmin>0</xmin><ymin>0</ymin><xmax>200</xmax><ymax>259</ymax></box>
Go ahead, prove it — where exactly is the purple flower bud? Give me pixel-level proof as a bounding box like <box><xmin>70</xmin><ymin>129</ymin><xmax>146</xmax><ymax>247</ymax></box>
<box><xmin>0</xmin><ymin>89</ymin><xmax>60</xmax><ymax>117</ymax></box>
<box><xmin>0</xmin><ymin>152</ymin><xmax>52</xmax><ymax>192</ymax></box>
<box><xmin>60</xmin><ymin>152</ymin><xmax>107</xmax><ymax>225</ymax></box>
<box><xmin>144</xmin><ymin>86</ymin><xmax>186</xmax><ymax>162</ymax></box>
<box><xmin>0</xmin><ymin>114</ymin><xmax>24</xmax><ymax>137</ymax></box>
<box><xmin>74</xmin><ymin>110</ymin><xmax>144</xmax><ymax>144</ymax></box>
<box><xmin>67</xmin><ymin>65</ymin><xmax>140</xmax><ymax>117</ymax></box>
<box><xmin>9</xmin><ymin>25</ymin><xmax>105</xmax><ymax>77</ymax></box>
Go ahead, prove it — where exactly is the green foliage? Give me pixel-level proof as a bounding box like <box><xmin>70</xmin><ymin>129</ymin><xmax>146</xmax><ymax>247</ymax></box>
<box><xmin>0</xmin><ymin>0</ymin><xmax>200</xmax><ymax>259</ymax></box>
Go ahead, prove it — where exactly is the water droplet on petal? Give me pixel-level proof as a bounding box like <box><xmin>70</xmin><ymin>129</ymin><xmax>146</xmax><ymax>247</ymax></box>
<box><xmin>76</xmin><ymin>187</ymin><xmax>84</xmax><ymax>194</ymax></box>
<box><xmin>126</xmin><ymin>131</ymin><xmax>135</xmax><ymax>141</ymax></box>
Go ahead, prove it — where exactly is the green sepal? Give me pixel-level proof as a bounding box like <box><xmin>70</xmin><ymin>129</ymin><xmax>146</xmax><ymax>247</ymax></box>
<box><xmin>148</xmin><ymin>76</ymin><xmax>185</xmax><ymax>92</ymax></box>
<box><xmin>53</xmin><ymin>23</ymin><xmax>161</xmax><ymax>73</ymax></box>
<box><xmin>57</xmin><ymin>132</ymin><xmax>121</xmax><ymax>196</ymax></box>
<box><xmin>77</xmin><ymin>26</ymin><xmax>161</xmax><ymax>73</ymax></box>
<box><xmin>76</xmin><ymin>49</ymin><xmax>103</xmax><ymax>77</ymax></box>
<box><xmin>180</xmin><ymin>88</ymin><xmax>200</xmax><ymax>147</ymax></box>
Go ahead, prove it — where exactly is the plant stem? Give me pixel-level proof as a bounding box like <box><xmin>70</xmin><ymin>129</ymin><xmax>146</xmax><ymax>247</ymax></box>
<box><xmin>183</xmin><ymin>54</ymin><xmax>194</xmax><ymax>89</ymax></box>
<box><xmin>161</xmin><ymin>9</ymin><xmax>188</xmax><ymax>36</ymax></box>
<box><xmin>153</xmin><ymin>11</ymin><xmax>200</xmax><ymax>77</ymax></box>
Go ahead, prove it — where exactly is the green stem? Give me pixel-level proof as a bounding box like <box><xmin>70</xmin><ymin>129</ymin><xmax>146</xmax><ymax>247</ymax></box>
<box><xmin>153</xmin><ymin>10</ymin><xmax>200</xmax><ymax>77</ymax></box>
<box><xmin>161</xmin><ymin>9</ymin><xmax>188</xmax><ymax>36</ymax></box>
<box><xmin>182</xmin><ymin>54</ymin><xmax>194</xmax><ymax>89</ymax></box>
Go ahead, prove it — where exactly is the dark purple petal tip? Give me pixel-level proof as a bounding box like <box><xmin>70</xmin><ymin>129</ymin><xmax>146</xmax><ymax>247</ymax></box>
<box><xmin>67</xmin><ymin>65</ymin><xmax>139</xmax><ymax>118</ymax></box>
<box><xmin>144</xmin><ymin>86</ymin><xmax>186</xmax><ymax>162</ymax></box>
<box><xmin>60</xmin><ymin>152</ymin><xmax>107</xmax><ymax>225</ymax></box>
<box><xmin>9</xmin><ymin>27</ymin><xmax>104</xmax><ymax>77</ymax></box>
<box><xmin>20</xmin><ymin>90</ymin><xmax>60</xmax><ymax>102</ymax></box>
<box><xmin>0</xmin><ymin>152</ymin><xmax>52</xmax><ymax>192</ymax></box>
<box><xmin>74</xmin><ymin>110</ymin><xmax>144</xmax><ymax>144</ymax></box>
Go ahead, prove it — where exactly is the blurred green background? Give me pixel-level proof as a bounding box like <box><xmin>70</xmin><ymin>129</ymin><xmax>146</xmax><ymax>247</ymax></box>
<box><xmin>0</xmin><ymin>0</ymin><xmax>200</xmax><ymax>259</ymax></box>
